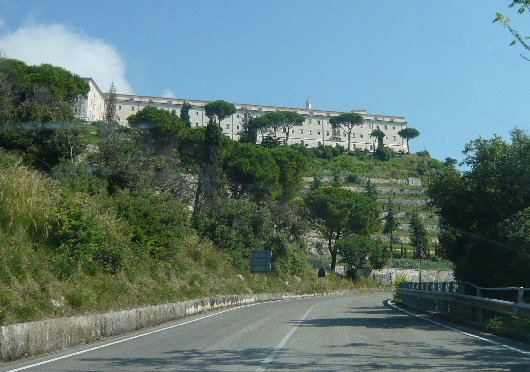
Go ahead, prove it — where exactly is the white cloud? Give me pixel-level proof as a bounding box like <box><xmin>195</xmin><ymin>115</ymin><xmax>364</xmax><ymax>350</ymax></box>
<box><xmin>0</xmin><ymin>23</ymin><xmax>133</xmax><ymax>94</ymax></box>
<box><xmin>161</xmin><ymin>89</ymin><xmax>175</xmax><ymax>98</ymax></box>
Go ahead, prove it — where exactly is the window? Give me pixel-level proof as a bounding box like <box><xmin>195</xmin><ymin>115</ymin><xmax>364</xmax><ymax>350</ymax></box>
<box><xmin>385</xmin><ymin>125</ymin><xmax>388</xmax><ymax>129</ymax></box>
<box><xmin>393</xmin><ymin>136</ymin><xmax>396</xmax><ymax>140</ymax></box>
<box><xmin>196</xmin><ymin>111</ymin><xmax>199</xmax><ymax>115</ymax></box>
<box><xmin>377</xmin><ymin>125</ymin><xmax>380</xmax><ymax>129</ymax></box>
<box><xmin>236</xmin><ymin>125</ymin><xmax>240</xmax><ymax>130</ymax></box>
<box><xmin>309</xmin><ymin>130</ymin><xmax>312</xmax><ymax>135</ymax></box>
<box><xmin>131</xmin><ymin>107</ymin><xmax>135</xmax><ymax>111</ymax></box>
<box><xmin>317</xmin><ymin>120</ymin><xmax>321</xmax><ymax>125</ymax></box>
<box><xmin>282</xmin><ymin>128</ymin><xmax>286</xmax><ymax>133</ymax></box>
<box><xmin>118</xmin><ymin>105</ymin><xmax>122</xmax><ymax>110</ymax></box>
<box><xmin>360</xmin><ymin>134</ymin><xmax>364</xmax><ymax>138</ymax></box>
<box><xmin>300</xmin><ymin>129</ymin><xmax>303</xmax><ymax>134</ymax></box>
<box><xmin>318</xmin><ymin>131</ymin><xmax>321</xmax><ymax>135</ymax></box>
<box><xmin>226</xmin><ymin>124</ymin><xmax>230</xmax><ymax>129</ymax></box>
<box><xmin>393</xmin><ymin>126</ymin><xmax>396</xmax><ymax>130</ymax></box>
<box><xmin>196</xmin><ymin>122</ymin><xmax>199</xmax><ymax>127</ymax></box>
<box><xmin>326</xmin><ymin>131</ymin><xmax>329</xmax><ymax>136</ymax></box>
<box><xmin>291</xmin><ymin>129</ymin><xmax>294</xmax><ymax>133</ymax></box>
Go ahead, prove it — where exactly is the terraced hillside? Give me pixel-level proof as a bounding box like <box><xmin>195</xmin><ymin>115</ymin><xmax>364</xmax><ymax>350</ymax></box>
<box><xmin>304</xmin><ymin>151</ymin><xmax>447</xmax><ymax>260</ymax></box>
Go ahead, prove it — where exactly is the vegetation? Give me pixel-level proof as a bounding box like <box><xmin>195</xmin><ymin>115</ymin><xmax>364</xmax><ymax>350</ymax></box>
<box><xmin>398</xmin><ymin>127</ymin><xmax>420</xmax><ymax>153</ymax></box>
<box><xmin>493</xmin><ymin>0</ymin><xmax>530</xmax><ymax>62</ymax></box>
<box><xmin>426</xmin><ymin>129</ymin><xmax>529</xmax><ymax>287</ymax></box>
<box><xmin>329</xmin><ymin>112</ymin><xmax>363</xmax><ymax>151</ymax></box>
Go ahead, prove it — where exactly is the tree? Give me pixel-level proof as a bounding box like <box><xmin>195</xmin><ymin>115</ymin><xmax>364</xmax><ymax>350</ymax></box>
<box><xmin>223</xmin><ymin>142</ymin><xmax>280</xmax><ymax>200</ymax></box>
<box><xmin>363</xmin><ymin>179</ymin><xmax>377</xmax><ymax>200</ymax></box>
<box><xmin>371</xmin><ymin>129</ymin><xmax>385</xmax><ymax>147</ymax></box>
<box><xmin>444</xmin><ymin>157</ymin><xmax>458</xmax><ymax>167</ymax></box>
<box><xmin>281</xmin><ymin>111</ymin><xmax>305</xmax><ymax>144</ymax></box>
<box><xmin>194</xmin><ymin>118</ymin><xmax>223</xmax><ymax>215</ymax></box>
<box><xmin>310</xmin><ymin>172</ymin><xmax>322</xmax><ymax>191</ymax></box>
<box><xmin>269</xmin><ymin>147</ymin><xmax>308</xmax><ymax>201</ymax></box>
<box><xmin>329</xmin><ymin>112</ymin><xmax>363</xmax><ymax>151</ymax></box>
<box><xmin>303</xmin><ymin>187</ymin><xmax>380</xmax><ymax>271</ymax></box>
<box><xmin>204</xmin><ymin>100</ymin><xmax>236</xmax><ymax>125</ymax></box>
<box><xmin>127</xmin><ymin>105</ymin><xmax>185</xmax><ymax>135</ymax></box>
<box><xmin>383</xmin><ymin>200</ymin><xmax>397</xmax><ymax>253</ymax></box>
<box><xmin>409</xmin><ymin>212</ymin><xmax>428</xmax><ymax>253</ymax></box>
<box><xmin>426</xmin><ymin>129</ymin><xmax>529</xmax><ymax>287</ymax></box>
<box><xmin>180</xmin><ymin>101</ymin><xmax>192</xmax><ymax>128</ymax></box>
<box><xmin>245</xmin><ymin>115</ymin><xmax>270</xmax><ymax>144</ymax></box>
<box><xmin>262</xmin><ymin>111</ymin><xmax>286</xmax><ymax>140</ymax></box>
<box><xmin>336</xmin><ymin>236</ymin><xmax>389</xmax><ymax>279</ymax></box>
<box><xmin>105</xmin><ymin>82</ymin><xmax>117</xmax><ymax>126</ymax></box>
<box><xmin>493</xmin><ymin>1</ymin><xmax>530</xmax><ymax>61</ymax></box>
<box><xmin>398</xmin><ymin>127</ymin><xmax>420</xmax><ymax>153</ymax></box>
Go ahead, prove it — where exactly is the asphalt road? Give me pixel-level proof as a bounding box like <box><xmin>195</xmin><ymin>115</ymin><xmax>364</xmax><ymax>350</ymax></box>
<box><xmin>2</xmin><ymin>292</ymin><xmax>529</xmax><ymax>371</ymax></box>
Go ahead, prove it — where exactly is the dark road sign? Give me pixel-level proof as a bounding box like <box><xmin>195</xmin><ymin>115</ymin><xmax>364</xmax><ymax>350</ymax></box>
<box><xmin>250</xmin><ymin>250</ymin><xmax>272</xmax><ymax>274</ymax></box>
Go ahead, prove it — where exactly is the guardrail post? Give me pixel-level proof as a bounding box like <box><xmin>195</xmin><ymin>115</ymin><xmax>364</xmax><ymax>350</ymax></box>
<box><xmin>517</xmin><ymin>287</ymin><xmax>524</xmax><ymax>330</ymax></box>
<box><xmin>442</xmin><ymin>282</ymin><xmax>449</xmax><ymax>315</ymax></box>
<box><xmin>458</xmin><ymin>282</ymin><xmax>467</xmax><ymax>320</ymax></box>
<box><xmin>448</xmin><ymin>282</ymin><xmax>454</xmax><ymax>316</ymax></box>
<box><xmin>476</xmin><ymin>287</ymin><xmax>483</xmax><ymax>325</ymax></box>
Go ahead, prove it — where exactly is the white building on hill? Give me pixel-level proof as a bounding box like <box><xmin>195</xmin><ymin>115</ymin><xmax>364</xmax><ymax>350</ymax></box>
<box><xmin>75</xmin><ymin>79</ymin><xmax>409</xmax><ymax>152</ymax></box>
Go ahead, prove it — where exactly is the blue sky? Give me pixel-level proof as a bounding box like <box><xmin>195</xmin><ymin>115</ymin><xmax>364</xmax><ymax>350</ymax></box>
<box><xmin>0</xmin><ymin>0</ymin><xmax>528</xmax><ymax>163</ymax></box>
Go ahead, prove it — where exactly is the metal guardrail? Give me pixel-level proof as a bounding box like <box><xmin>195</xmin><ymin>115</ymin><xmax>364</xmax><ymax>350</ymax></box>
<box><xmin>396</xmin><ymin>281</ymin><xmax>530</xmax><ymax>329</ymax></box>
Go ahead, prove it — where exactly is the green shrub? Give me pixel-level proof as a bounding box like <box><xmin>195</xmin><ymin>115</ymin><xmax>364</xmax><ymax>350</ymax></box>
<box><xmin>0</xmin><ymin>163</ymin><xmax>60</xmax><ymax>242</ymax></box>
<box><xmin>114</xmin><ymin>188</ymin><xmax>188</xmax><ymax>259</ymax></box>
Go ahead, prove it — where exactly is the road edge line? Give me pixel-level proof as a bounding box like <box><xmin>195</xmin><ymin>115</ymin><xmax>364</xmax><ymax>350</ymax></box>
<box><xmin>387</xmin><ymin>300</ymin><xmax>530</xmax><ymax>357</ymax></box>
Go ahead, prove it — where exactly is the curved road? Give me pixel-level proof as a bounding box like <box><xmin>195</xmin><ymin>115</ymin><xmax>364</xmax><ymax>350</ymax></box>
<box><xmin>2</xmin><ymin>293</ymin><xmax>529</xmax><ymax>371</ymax></box>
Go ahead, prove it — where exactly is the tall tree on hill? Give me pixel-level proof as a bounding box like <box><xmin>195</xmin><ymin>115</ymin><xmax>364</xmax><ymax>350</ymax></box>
<box><xmin>105</xmin><ymin>82</ymin><xmax>117</xmax><ymax>126</ymax></box>
<box><xmin>409</xmin><ymin>212</ymin><xmax>428</xmax><ymax>252</ymax></box>
<box><xmin>194</xmin><ymin>118</ymin><xmax>223</xmax><ymax>215</ymax></box>
<box><xmin>281</xmin><ymin>111</ymin><xmax>305</xmax><ymax>144</ymax></box>
<box><xmin>303</xmin><ymin>187</ymin><xmax>380</xmax><ymax>271</ymax></box>
<box><xmin>205</xmin><ymin>100</ymin><xmax>236</xmax><ymax>126</ymax></box>
<box><xmin>363</xmin><ymin>179</ymin><xmax>377</xmax><ymax>200</ymax></box>
<box><xmin>371</xmin><ymin>129</ymin><xmax>385</xmax><ymax>148</ymax></box>
<box><xmin>398</xmin><ymin>127</ymin><xmax>420</xmax><ymax>153</ymax></box>
<box><xmin>180</xmin><ymin>101</ymin><xmax>192</xmax><ymax>128</ymax></box>
<box><xmin>263</xmin><ymin>111</ymin><xmax>286</xmax><ymax>140</ymax></box>
<box><xmin>329</xmin><ymin>112</ymin><xmax>363</xmax><ymax>151</ymax></box>
<box><xmin>270</xmin><ymin>146</ymin><xmax>307</xmax><ymax>201</ymax></box>
<box><xmin>383</xmin><ymin>200</ymin><xmax>397</xmax><ymax>253</ymax></box>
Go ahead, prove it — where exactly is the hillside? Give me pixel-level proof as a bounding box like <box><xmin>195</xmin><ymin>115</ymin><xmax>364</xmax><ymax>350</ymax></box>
<box><xmin>303</xmin><ymin>149</ymin><xmax>452</xmax><ymax>271</ymax></box>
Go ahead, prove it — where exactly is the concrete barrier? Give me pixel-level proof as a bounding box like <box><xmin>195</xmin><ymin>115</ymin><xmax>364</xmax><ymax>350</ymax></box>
<box><xmin>0</xmin><ymin>287</ymin><xmax>392</xmax><ymax>362</ymax></box>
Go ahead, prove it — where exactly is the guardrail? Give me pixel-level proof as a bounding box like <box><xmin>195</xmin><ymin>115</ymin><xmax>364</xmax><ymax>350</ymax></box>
<box><xmin>395</xmin><ymin>281</ymin><xmax>530</xmax><ymax>329</ymax></box>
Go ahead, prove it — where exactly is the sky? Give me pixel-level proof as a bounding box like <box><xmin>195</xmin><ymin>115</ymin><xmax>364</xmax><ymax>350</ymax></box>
<box><xmin>0</xmin><ymin>0</ymin><xmax>528</xmax><ymax>163</ymax></box>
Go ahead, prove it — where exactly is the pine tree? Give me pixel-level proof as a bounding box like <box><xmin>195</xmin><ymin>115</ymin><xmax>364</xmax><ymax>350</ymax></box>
<box><xmin>383</xmin><ymin>200</ymin><xmax>397</xmax><ymax>253</ymax></box>
<box><xmin>409</xmin><ymin>212</ymin><xmax>428</xmax><ymax>252</ymax></box>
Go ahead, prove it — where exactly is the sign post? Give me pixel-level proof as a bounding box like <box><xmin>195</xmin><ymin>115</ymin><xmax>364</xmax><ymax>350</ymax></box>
<box><xmin>250</xmin><ymin>250</ymin><xmax>272</xmax><ymax>292</ymax></box>
<box><xmin>412</xmin><ymin>243</ymin><xmax>429</xmax><ymax>284</ymax></box>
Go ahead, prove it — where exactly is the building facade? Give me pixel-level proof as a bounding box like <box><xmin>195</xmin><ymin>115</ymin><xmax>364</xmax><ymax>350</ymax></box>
<box><xmin>76</xmin><ymin>79</ymin><xmax>409</xmax><ymax>152</ymax></box>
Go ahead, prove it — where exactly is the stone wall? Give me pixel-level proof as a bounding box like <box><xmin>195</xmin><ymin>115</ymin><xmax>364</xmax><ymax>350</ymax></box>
<box><xmin>0</xmin><ymin>288</ymin><xmax>392</xmax><ymax>362</ymax></box>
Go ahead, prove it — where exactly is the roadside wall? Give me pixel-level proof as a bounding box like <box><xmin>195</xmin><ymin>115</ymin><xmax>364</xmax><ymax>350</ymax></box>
<box><xmin>361</xmin><ymin>268</ymin><xmax>454</xmax><ymax>285</ymax></box>
<box><xmin>0</xmin><ymin>288</ymin><xmax>392</xmax><ymax>362</ymax></box>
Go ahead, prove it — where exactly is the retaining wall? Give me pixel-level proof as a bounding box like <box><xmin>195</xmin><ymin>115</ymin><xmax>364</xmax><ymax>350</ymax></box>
<box><xmin>0</xmin><ymin>288</ymin><xmax>392</xmax><ymax>362</ymax></box>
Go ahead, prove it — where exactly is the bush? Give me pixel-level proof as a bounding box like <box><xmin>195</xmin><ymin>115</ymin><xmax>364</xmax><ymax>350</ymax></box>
<box><xmin>0</xmin><ymin>162</ymin><xmax>60</xmax><ymax>242</ymax></box>
<box><xmin>336</xmin><ymin>236</ymin><xmax>390</xmax><ymax>280</ymax></box>
<box><xmin>114</xmin><ymin>188</ymin><xmax>189</xmax><ymax>259</ymax></box>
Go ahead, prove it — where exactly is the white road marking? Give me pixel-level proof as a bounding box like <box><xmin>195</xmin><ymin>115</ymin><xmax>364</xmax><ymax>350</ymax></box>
<box><xmin>388</xmin><ymin>300</ymin><xmax>530</xmax><ymax>356</ymax></box>
<box><xmin>7</xmin><ymin>301</ymin><xmax>270</xmax><ymax>372</ymax></box>
<box><xmin>256</xmin><ymin>302</ymin><xmax>322</xmax><ymax>371</ymax></box>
